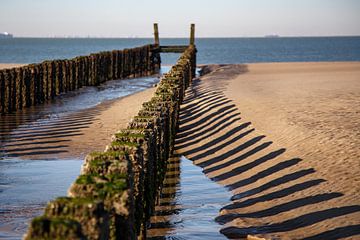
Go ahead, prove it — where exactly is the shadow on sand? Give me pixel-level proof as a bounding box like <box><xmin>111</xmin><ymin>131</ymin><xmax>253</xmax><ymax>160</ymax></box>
<box><xmin>172</xmin><ymin>65</ymin><xmax>360</xmax><ymax>239</ymax></box>
<box><xmin>0</xmin><ymin>104</ymin><xmax>108</xmax><ymax>159</ymax></box>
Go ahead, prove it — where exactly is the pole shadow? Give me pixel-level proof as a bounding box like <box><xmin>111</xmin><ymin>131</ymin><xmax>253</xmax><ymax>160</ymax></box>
<box><xmin>173</xmin><ymin>64</ymin><xmax>357</xmax><ymax>239</ymax></box>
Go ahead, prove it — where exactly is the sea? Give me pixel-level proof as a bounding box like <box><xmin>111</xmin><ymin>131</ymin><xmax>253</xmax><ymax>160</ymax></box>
<box><xmin>1</xmin><ymin>37</ymin><xmax>360</xmax><ymax>65</ymax></box>
<box><xmin>0</xmin><ymin>37</ymin><xmax>360</xmax><ymax>239</ymax></box>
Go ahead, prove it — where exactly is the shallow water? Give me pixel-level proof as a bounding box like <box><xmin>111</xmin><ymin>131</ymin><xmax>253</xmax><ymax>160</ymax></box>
<box><xmin>0</xmin><ymin>59</ymin><xmax>233</xmax><ymax>238</ymax></box>
<box><xmin>147</xmin><ymin>156</ymin><xmax>231</xmax><ymax>239</ymax></box>
<box><xmin>0</xmin><ymin>67</ymin><xmax>169</xmax><ymax>160</ymax></box>
<box><xmin>0</xmin><ymin>74</ymin><xmax>159</xmax><ymax>150</ymax></box>
<box><xmin>0</xmin><ymin>159</ymin><xmax>82</xmax><ymax>239</ymax></box>
<box><xmin>0</xmin><ymin>69</ymin><xmax>169</xmax><ymax>239</ymax></box>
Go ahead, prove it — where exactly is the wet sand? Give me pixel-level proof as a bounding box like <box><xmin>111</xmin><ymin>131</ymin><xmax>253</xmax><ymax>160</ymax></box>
<box><xmin>0</xmin><ymin>73</ymin><xmax>159</xmax><ymax>238</ymax></box>
<box><xmin>1</xmin><ymin>82</ymin><xmax>156</xmax><ymax>160</ymax></box>
<box><xmin>175</xmin><ymin>62</ymin><xmax>360</xmax><ymax>239</ymax></box>
<box><xmin>1</xmin><ymin>62</ymin><xmax>359</xmax><ymax>239</ymax></box>
<box><xmin>0</xmin><ymin>63</ymin><xmax>159</xmax><ymax>160</ymax></box>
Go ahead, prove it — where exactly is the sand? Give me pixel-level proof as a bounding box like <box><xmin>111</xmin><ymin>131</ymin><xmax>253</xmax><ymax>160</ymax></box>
<box><xmin>1</xmin><ymin>87</ymin><xmax>156</xmax><ymax>160</ymax></box>
<box><xmin>0</xmin><ymin>62</ymin><xmax>157</xmax><ymax>159</ymax></box>
<box><xmin>1</xmin><ymin>61</ymin><xmax>359</xmax><ymax>239</ymax></box>
<box><xmin>0</xmin><ymin>66</ymin><xmax>157</xmax><ymax>238</ymax></box>
<box><xmin>175</xmin><ymin>62</ymin><xmax>360</xmax><ymax>239</ymax></box>
<box><xmin>0</xmin><ymin>63</ymin><xmax>26</xmax><ymax>70</ymax></box>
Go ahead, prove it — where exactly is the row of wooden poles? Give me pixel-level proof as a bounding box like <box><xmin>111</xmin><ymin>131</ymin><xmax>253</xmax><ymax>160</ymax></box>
<box><xmin>24</xmin><ymin>45</ymin><xmax>197</xmax><ymax>240</ymax></box>
<box><xmin>0</xmin><ymin>45</ymin><xmax>161</xmax><ymax>115</ymax></box>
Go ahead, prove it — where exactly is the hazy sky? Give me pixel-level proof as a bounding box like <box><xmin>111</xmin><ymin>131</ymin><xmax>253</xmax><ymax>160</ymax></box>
<box><xmin>1</xmin><ymin>0</ymin><xmax>359</xmax><ymax>37</ymax></box>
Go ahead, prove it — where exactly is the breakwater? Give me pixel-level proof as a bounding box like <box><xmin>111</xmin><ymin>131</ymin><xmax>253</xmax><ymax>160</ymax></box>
<box><xmin>23</xmin><ymin>45</ymin><xmax>197</xmax><ymax>239</ymax></box>
<box><xmin>0</xmin><ymin>45</ymin><xmax>160</xmax><ymax>115</ymax></box>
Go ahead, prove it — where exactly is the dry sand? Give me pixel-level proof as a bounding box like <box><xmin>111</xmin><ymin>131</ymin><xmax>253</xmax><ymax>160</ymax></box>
<box><xmin>175</xmin><ymin>62</ymin><xmax>360</xmax><ymax>239</ymax></box>
<box><xmin>0</xmin><ymin>63</ymin><xmax>26</xmax><ymax>70</ymax></box>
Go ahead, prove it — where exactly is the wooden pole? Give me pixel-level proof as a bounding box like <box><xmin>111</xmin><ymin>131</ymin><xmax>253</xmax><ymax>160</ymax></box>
<box><xmin>190</xmin><ymin>24</ymin><xmax>195</xmax><ymax>45</ymax></box>
<box><xmin>154</xmin><ymin>23</ymin><xmax>159</xmax><ymax>46</ymax></box>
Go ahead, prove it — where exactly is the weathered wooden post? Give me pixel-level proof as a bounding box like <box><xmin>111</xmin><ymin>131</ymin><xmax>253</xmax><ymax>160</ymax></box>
<box><xmin>15</xmin><ymin>68</ymin><xmax>23</xmax><ymax>110</ymax></box>
<box><xmin>190</xmin><ymin>23</ymin><xmax>195</xmax><ymax>45</ymax></box>
<box><xmin>154</xmin><ymin>23</ymin><xmax>159</xmax><ymax>46</ymax></box>
<box><xmin>0</xmin><ymin>71</ymin><xmax>4</xmax><ymax>114</ymax></box>
<box><xmin>23</xmin><ymin>66</ymin><xmax>31</xmax><ymax>108</ymax></box>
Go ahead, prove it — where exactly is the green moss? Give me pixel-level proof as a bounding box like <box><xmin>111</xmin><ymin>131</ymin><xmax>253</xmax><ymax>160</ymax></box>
<box><xmin>75</xmin><ymin>173</ymin><xmax>127</xmax><ymax>187</ymax></box>
<box><xmin>111</xmin><ymin>141</ymin><xmax>139</xmax><ymax>148</ymax></box>
<box><xmin>106</xmin><ymin>172</ymin><xmax>128</xmax><ymax>180</ymax></box>
<box><xmin>94</xmin><ymin>178</ymin><xmax>127</xmax><ymax>199</ymax></box>
<box><xmin>74</xmin><ymin>173</ymin><xmax>128</xmax><ymax>201</ymax></box>
<box><xmin>31</xmin><ymin>216</ymin><xmax>54</xmax><ymax>228</ymax></box>
<box><xmin>75</xmin><ymin>174</ymin><xmax>96</xmax><ymax>185</ymax></box>
<box><xmin>126</xmin><ymin>127</ymin><xmax>148</xmax><ymax>131</ymax></box>
<box><xmin>29</xmin><ymin>216</ymin><xmax>83</xmax><ymax>239</ymax></box>
<box><xmin>105</xmin><ymin>150</ymin><xmax>126</xmax><ymax>158</ymax></box>
<box><xmin>88</xmin><ymin>151</ymin><xmax>103</xmax><ymax>158</ymax></box>
<box><xmin>114</xmin><ymin>132</ymin><xmax>145</xmax><ymax>139</ymax></box>
<box><xmin>100</xmin><ymin>178</ymin><xmax>127</xmax><ymax>193</ymax></box>
<box><xmin>87</xmin><ymin>158</ymin><xmax>106</xmax><ymax>168</ymax></box>
<box><xmin>137</xmin><ymin>111</ymin><xmax>160</xmax><ymax>117</ymax></box>
<box><xmin>133</xmin><ymin>115</ymin><xmax>154</xmax><ymax>119</ymax></box>
<box><xmin>87</xmin><ymin>151</ymin><xmax>126</xmax><ymax>166</ymax></box>
<box><xmin>53</xmin><ymin>197</ymin><xmax>95</xmax><ymax>206</ymax></box>
<box><xmin>150</xmin><ymin>97</ymin><xmax>171</xmax><ymax>103</ymax></box>
<box><xmin>45</xmin><ymin>197</ymin><xmax>97</xmax><ymax>219</ymax></box>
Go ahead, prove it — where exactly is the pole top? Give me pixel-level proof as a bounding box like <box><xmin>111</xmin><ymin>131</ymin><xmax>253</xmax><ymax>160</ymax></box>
<box><xmin>190</xmin><ymin>24</ymin><xmax>195</xmax><ymax>45</ymax></box>
<box><xmin>154</xmin><ymin>23</ymin><xmax>159</xmax><ymax>46</ymax></box>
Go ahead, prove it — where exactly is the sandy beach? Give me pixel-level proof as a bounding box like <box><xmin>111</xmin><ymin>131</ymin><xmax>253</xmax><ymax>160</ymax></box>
<box><xmin>0</xmin><ymin>86</ymin><xmax>156</xmax><ymax>160</ymax></box>
<box><xmin>0</xmin><ymin>64</ymin><xmax>26</xmax><ymax>70</ymax></box>
<box><xmin>1</xmin><ymin>62</ymin><xmax>159</xmax><ymax>159</ymax></box>
<box><xmin>0</xmin><ymin>83</ymin><xmax>156</xmax><ymax>237</ymax></box>
<box><xmin>1</xmin><ymin>61</ymin><xmax>359</xmax><ymax>239</ymax></box>
<box><xmin>175</xmin><ymin>62</ymin><xmax>360</xmax><ymax>239</ymax></box>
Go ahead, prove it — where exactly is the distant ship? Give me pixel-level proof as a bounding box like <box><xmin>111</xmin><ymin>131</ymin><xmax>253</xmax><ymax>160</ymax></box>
<box><xmin>0</xmin><ymin>32</ymin><xmax>14</xmax><ymax>39</ymax></box>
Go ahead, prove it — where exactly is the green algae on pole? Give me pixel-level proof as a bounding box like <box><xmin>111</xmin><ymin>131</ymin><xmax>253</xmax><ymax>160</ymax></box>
<box><xmin>0</xmin><ymin>45</ymin><xmax>161</xmax><ymax>115</ymax></box>
<box><xmin>24</xmin><ymin>24</ymin><xmax>197</xmax><ymax>240</ymax></box>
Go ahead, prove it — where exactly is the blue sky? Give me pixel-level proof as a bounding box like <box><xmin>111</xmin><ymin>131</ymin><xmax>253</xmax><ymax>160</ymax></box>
<box><xmin>1</xmin><ymin>0</ymin><xmax>359</xmax><ymax>37</ymax></box>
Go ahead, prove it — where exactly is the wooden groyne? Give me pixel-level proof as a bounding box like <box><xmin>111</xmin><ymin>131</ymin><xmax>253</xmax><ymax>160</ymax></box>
<box><xmin>22</xmin><ymin>24</ymin><xmax>197</xmax><ymax>239</ymax></box>
<box><xmin>0</xmin><ymin>45</ymin><xmax>161</xmax><ymax>115</ymax></box>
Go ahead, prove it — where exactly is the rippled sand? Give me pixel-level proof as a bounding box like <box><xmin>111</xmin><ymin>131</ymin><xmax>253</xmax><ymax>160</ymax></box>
<box><xmin>176</xmin><ymin>62</ymin><xmax>360</xmax><ymax>239</ymax></box>
<box><xmin>0</xmin><ymin>73</ymin><xmax>159</xmax><ymax>239</ymax></box>
<box><xmin>1</xmin><ymin>62</ymin><xmax>359</xmax><ymax>239</ymax></box>
<box><xmin>0</xmin><ymin>84</ymin><xmax>156</xmax><ymax>160</ymax></box>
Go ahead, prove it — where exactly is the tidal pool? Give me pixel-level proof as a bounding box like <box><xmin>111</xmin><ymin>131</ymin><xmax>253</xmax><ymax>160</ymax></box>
<box><xmin>148</xmin><ymin>156</ymin><xmax>231</xmax><ymax>239</ymax></box>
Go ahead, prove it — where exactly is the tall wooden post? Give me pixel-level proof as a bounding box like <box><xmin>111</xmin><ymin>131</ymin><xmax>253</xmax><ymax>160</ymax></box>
<box><xmin>190</xmin><ymin>24</ymin><xmax>195</xmax><ymax>45</ymax></box>
<box><xmin>154</xmin><ymin>23</ymin><xmax>159</xmax><ymax>46</ymax></box>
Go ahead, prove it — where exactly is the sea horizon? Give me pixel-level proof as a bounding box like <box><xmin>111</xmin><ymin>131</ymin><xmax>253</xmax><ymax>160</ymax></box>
<box><xmin>1</xmin><ymin>36</ymin><xmax>360</xmax><ymax>65</ymax></box>
<box><xmin>4</xmin><ymin>35</ymin><xmax>360</xmax><ymax>39</ymax></box>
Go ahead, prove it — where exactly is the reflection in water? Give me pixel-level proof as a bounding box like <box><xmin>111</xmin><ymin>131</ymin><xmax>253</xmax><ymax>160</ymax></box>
<box><xmin>0</xmin><ymin>68</ymin><xmax>172</xmax><ymax>161</ymax></box>
<box><xmin>147</xmin><ymin>156</ymin><xmax>231</xmax><ymax>239</ymax></box>
<box><xmin>0</xmin><ymin>159</ymin><xmax>83</xmax><ymax>239</ymax></box>
<box><xmin>0</xmin><ymin>69</ymin><xmax>170</xmax><ymax>239</ymax></box>
<box><xmin>0</xmin><ymin>70</ymin><xmax>168</xmax><ymax>160</ymax></box>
